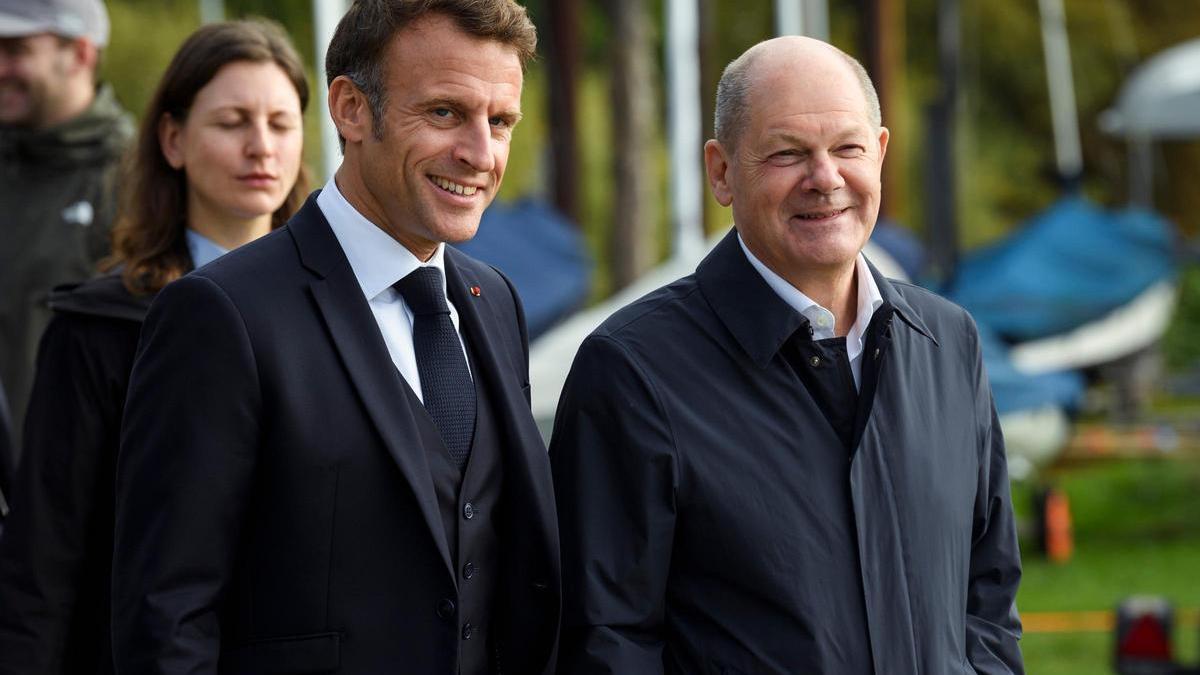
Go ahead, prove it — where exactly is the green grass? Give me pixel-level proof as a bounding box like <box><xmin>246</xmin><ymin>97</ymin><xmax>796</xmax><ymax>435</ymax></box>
<box><xmin>1011</xmin><ymin>458</ymin><xmax>1200</xmax><ymax>674</ymax></box>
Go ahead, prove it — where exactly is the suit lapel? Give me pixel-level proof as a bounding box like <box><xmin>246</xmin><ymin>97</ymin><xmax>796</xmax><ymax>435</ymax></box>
<box><xmin>445</xmin><ymin>254</ymin><xmax>557</xmax><ymax>557</ymax></box>
<box><xmin>445</xmin><ymin>256</ymin><xmax>540</xmax><ymax>460</ymax></box>
<box><xmin>290</xmin><ymin>198</ymin><xmax>453</xmax><ymax>579</ymax></box>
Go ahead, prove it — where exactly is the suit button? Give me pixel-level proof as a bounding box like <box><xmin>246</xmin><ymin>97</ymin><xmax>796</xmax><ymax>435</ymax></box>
<box><xmin>436</xmin><ymin>599</ymin><xmax>455</xmax><ymax>619</ymax></box>
<box><xmin>462</xmin><ymin>622</ymin><xmax>474</xmax><ymax>640</ymax></box>
<box><xmin>463</xmin><ymin>562</ymin><xmax>476</xmax><ymax>580</ymax></box>
<box><xmin>463</xmin><ymin>502</ymin><xmax>475</xmax><ymax>520</ymax></box>
<box><xmin>809</xmin><ymin>355</ymin><xmax>821</xmax><ymax>367</ymax></box>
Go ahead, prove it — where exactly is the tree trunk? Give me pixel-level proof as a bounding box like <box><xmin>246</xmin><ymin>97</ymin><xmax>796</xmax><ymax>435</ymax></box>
<box><xmin>546</xmin><ymin>0</ymin><xmax>581</xmax><ymax>223</ymax></box>
<box><xmin>609</xmin><ymin>0</ymin><xmax>657</xmax><ymax>290</ymax></box>
<box><xmin>864</xmin><ymin>0</ymin><xmax>907</xmax><ymax>224</ymax></box>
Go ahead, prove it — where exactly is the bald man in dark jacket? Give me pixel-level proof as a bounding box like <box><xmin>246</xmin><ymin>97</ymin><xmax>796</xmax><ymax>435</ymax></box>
<box><xmin>551</xmin><ymin>36</ymin><xmax>1023</xmax><ymax>675</ymax></box>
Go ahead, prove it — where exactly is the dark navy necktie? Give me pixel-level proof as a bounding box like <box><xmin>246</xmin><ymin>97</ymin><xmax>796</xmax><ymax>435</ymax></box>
<box><xmin>395</xmin><ymin>267</ymin><xmax>476</xmax><ymax>468</ymax></box>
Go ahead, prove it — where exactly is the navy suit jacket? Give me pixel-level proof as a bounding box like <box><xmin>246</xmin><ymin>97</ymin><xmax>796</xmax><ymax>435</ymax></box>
<box><xmin>112</xmin><ymin>194</ymin><xmax>560</xmax><ymax>674</ymax></box>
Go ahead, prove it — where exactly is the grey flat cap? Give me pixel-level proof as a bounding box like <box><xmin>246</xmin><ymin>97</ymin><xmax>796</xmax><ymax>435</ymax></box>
<box><xmin>0</xmin><ymin>0</ymin><xmax>110</xmax><ymax>47</ymax></box>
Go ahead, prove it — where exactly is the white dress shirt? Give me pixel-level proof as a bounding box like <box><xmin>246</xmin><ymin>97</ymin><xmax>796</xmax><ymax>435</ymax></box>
<box><xmin>317</xmin><ymin>176</ymin><xmax>470</xmax><ymax>403</ymax></box>
<box><xmin>738</xmin><ymin>232</ymin><xmax>884</xmax><ymax>389</ymax></box>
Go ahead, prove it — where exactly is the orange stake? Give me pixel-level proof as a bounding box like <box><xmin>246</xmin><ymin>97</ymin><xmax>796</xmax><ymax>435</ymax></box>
<box><xmin>1044</xmin><ymin>488</ymin><xmax>1074</xmax><ymax>564</ymax></box>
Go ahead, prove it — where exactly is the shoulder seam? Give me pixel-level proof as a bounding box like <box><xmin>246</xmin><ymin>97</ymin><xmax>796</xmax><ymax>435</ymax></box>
<box><xmin>599</xmin><ymin>283</ymin><xmax>702</xmax><ymax>338</ymax></box>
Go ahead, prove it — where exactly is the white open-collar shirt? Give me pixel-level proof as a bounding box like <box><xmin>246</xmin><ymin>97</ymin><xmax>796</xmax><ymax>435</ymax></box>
<box><xmin>738</xmin><ymin>232</ymin><xmax>884</xmax><ymax>389</ymax></box>
<box><xmin>317</xmin><ymin>176</ymin><xmax>470</xmax><ymax>404</ymax></box>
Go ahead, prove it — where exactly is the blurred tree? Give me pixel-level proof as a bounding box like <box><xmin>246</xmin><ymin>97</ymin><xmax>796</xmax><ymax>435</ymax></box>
<box><xmin>546</xmin><ymin>0</ymin><xmax>582</xmax><ymax>222</ymax></box>
<box><xmin>97</xmin><ymin>0</ymin><xmax>1200</xmax><ymax>311</ymax></box>
<box><xmin>608</xmin><ymin>0</ymin><xmax>658</xmax><ymax>289</ymax></box>
<box><xmin>862</xmin><ymin>0</ymin><xmax>909</xmax><ymax>225</ymax></box>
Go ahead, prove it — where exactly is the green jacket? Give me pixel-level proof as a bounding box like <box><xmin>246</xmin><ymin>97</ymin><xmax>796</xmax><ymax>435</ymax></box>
<box><xmin>0</xmin><ymin>83</ymin><xmax>133</xmax><ymax>457</ymax></box>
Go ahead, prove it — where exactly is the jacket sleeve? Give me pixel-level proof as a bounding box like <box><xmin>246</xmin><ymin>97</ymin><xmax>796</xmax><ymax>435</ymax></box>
<box><xmin>0</xmin><ymin>314</ymin><xmax>125</xmax><ymax>674</ymax></box>
<box><xmin>112</xmin><ymin>275</ymin><xmax>261</xmax><ymax>675</ymax></box>
<box><xmin>549</xmin><ymin>334</ymin><xmax>677</xmax><ymax>675</ymax></box>
<box><xmin>965</xmin><ymin>317</ymin><xmax>1025</xmax><ymax>674</ymax></box>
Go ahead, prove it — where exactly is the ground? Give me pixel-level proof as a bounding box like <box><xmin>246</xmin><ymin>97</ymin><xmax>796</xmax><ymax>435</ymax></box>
<box><xmin>1013</xmin><ymin>453</ymin><xmax>1200</xmax><ymax>674</ymax></box>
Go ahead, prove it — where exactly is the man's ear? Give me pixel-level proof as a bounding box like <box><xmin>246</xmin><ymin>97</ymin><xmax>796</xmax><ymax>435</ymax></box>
<box><xmin>704</xmin><ymin>139</ymin><xmax>734</xmax><ymax>207</ymax></box>
<box><xmin>876</xmin><ymin>125</ymin><xmax>890</xmax><ymax>163</ymax></box>
<box><xmin>64</xmin><ymin>37</ymin><xmax>98</xmax><ymax>76</ymax></box>
<box><xmin>328</xmin><ymin>75</ymin><xmax>371</xmax><ymax>145</ymax></box>
<box><xmin>158</xmin><ymin>113</ymin><xmax>185</xmax><ymax>170</ymax></box>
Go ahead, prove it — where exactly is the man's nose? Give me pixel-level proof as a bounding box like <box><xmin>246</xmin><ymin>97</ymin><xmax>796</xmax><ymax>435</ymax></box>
<box><xmin>803</xmin><ymin>152</ymin><xmax>846</xmax><ymax>193</ymax></box>
<box><xmin>451</xmin><ymin>117</ymin><xmax>495</xmax><ymax>173</ymax></box>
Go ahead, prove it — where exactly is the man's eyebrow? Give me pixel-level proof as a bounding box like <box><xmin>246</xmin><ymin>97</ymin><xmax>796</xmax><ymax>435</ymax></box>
<box><xmin>492</xmin><ymin>109</ymin><xmax>523</xmax><ymax>124</ymax></box>
<box><xmin>418</xmin><ymin>97</ymin><xmax>522</xmax><ymax>120</ymax></box>
<box><xmin>419</xmin><ymin>97</ymin><xmax>464</xmax><ymax>111</ymax></box>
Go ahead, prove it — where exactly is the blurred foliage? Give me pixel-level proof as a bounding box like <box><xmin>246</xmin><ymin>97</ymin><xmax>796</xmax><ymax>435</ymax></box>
<box><xmin>99</xmin><ymin>0</ymin><xmax>1200</xmax><ymax>295</ymax></box>
<box><xmin>103</xmin><ymin>0</ymin><xmax>327</xmax><ymax>180</ymax></box>
<box><xmin>1163</xmin><ymin>263</ymin><xmax>1200</xmax><ymax>370</ymax></box>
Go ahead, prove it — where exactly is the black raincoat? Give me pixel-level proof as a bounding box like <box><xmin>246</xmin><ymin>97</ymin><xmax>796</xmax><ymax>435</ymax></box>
<box><xmin>550</xmin><ymin>230</ymin><xmax>1024</xmax><ymax>674</ymax></box>
<box><xmin>0</xmin><ymin>273</ymin><xmax>151</xmax><ymax>675</ymax></box>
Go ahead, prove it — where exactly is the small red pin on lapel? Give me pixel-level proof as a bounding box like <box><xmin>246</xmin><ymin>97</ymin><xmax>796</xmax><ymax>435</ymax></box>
<box><xmin>470</xmin><ymin>285</ymin><xmax>482</xmax><ymax>297</ymax></box>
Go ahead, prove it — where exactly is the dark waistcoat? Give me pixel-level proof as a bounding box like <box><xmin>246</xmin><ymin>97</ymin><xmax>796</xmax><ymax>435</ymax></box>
<box><xmin>407</xmin><ymin>334</ymin><xmax>504</xmax><ymax>675</ymax></box>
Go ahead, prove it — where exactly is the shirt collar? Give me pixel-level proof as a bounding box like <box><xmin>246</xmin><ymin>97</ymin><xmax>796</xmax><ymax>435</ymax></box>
<box><xmin>845</xmin><ymin>252</ymin><xmax>885</xmax><ymax>360</ymax></box>
<box><xmin>316</xmin><ymin>175</ymin><xmax>447</xmax><ymax>302</ymax></box>
<box><xmin>737</xmin><ymin>231</ymin><xmax>883</xmax><ymax>358</ymax></box>
<box><xmin>185</xmin><ymin>229</ymin><xmax>229</xmax><ymax>270</ymax></box>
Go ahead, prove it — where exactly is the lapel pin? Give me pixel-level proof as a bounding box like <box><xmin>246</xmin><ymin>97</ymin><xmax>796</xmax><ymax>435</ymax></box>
<box><xmin>470</xmin><ymin>285</ymin><xmax>482</xmax><ymax>297</ymax></box>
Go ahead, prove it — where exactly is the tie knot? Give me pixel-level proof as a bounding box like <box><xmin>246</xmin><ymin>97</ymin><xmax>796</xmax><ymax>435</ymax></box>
<box><xmin>395</xmin><ymin>267</ymin><xmax>449</xmax><ymax>316</ymax></box>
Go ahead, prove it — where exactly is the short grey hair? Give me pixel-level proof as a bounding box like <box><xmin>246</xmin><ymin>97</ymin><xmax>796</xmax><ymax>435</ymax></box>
<box><xmin>713</xmin><ymin>42</ymin><xmax>881</xmax><ymax>149</ymax></box>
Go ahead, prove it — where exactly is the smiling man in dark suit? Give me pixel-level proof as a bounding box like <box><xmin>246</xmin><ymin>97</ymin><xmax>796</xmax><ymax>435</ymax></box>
<box><xmin>550</xmin><ymin>36</ymin><xmax>1023</xmax><ymax>674</ymax></box>
<box><xmin>111</xmin><ymin>2</ymin><xmax>559</xmax><ymax>673</ymax></box>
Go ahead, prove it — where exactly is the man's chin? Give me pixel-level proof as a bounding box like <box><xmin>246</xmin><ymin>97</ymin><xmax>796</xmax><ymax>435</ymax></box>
<box><xmin>435</xmin><ymin>219</ymin><xmax>483</xmax><ymax>245</ymax></box>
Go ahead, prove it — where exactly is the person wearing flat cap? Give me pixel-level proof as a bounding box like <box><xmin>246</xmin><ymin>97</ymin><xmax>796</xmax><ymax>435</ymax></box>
<box><xmin>0</xmin><ymin>0</ymin><xmax>133</xmax><ymax>471</ymax></box>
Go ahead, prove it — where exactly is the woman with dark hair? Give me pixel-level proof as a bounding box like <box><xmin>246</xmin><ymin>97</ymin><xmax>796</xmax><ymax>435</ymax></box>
<box><xmin>0</xmin><ymin>19</ymin><xmax>309</xmax><ymax>674</ymax></box>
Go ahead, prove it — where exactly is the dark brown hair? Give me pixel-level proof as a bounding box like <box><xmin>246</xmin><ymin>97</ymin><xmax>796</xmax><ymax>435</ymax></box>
<box><xmin>325</xmin><ymin>0</ymin><xmax>536</xmax><ymax>144</ymax></box>
<box><xmin>104</xmin><ymin>18</ymin><xmax>312</xmax><ymax>296</ymax></box>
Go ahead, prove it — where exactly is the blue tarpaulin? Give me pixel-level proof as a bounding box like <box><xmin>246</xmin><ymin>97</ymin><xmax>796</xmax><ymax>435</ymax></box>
<box><xmin>947</xmin><ymin>197</ymin><xmax>1176</xmax><ymax>341</ymax></box>
<box><xmin>976</xmin><ymin>323</ymin><xmax>1085</xmax><ymax>414</ymax></box>
<box><xmin>453</xmin><ymin>199</ymin><xmax>592</xmax><ymax>340</ymax></box>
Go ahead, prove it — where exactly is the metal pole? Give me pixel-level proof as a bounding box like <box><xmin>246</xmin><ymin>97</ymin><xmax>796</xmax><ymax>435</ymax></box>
<box><xmin>666</xmin><ymin>0</ymin><xmax>704</xmax><ymax>260</ymax></box>
<box><xmin>775</xmin><ymin>0</ymin><xmax>803</xmax><ymax>36</ymax></box>
<box><xmin>1129</xmin><ymin>136</ymin><xmax>1154</xmax><ymax>208</ymax></box>
<box><xmin>313</xmin><ymin>0</ymin><xmax>346</xmax><ymax>183</ymax></box>
<box><xmin>925</xmin><ymin>0</ymin><xmax>960</xmax><ymax>281</ymax></box>
<box><xmin>198</xmin><ymin>0</ymin><xmax>224</xmax><ymax>23</ymax></box>
<box><xmin>803</xmin><ymin>0</ymin><xmax>829</xmax><ymax>42</ymax></box>
<box><xmin>1037</xmin><ymin>0</ymin><xmax>1083</xmax><ymax>182</ymax></box>
<box><xmin>776</xmin><ymin>0</ymin><xmax>828</xmax><ymax>39</ymax></box>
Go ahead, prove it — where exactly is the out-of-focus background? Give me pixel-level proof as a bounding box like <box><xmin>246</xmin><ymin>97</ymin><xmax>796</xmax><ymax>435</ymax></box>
<box><xmin>106</xmin><ymin>1</ymin><xmax>1199</xmax><ymax>672</ymax></box>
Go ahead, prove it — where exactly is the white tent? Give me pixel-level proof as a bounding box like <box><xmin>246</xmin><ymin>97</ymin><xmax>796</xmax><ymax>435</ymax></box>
<box><xmin>1100</xmin><ymin>37</ymin><xmax>1200</xmax><ymax>138</ymax></box>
